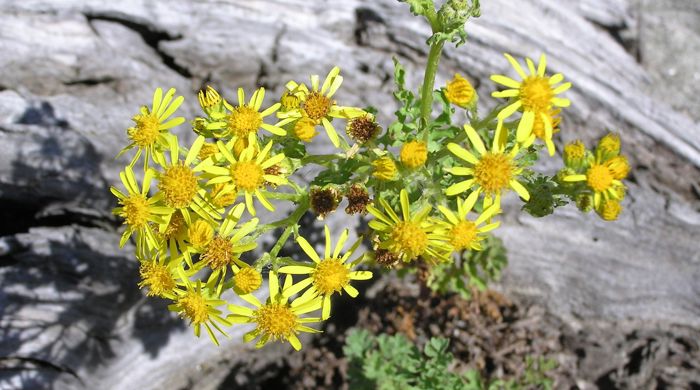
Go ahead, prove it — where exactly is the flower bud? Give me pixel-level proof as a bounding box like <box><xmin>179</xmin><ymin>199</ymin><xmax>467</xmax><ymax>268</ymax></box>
<box><xmin>294</xmin><ymin>117</ymin><xmax>318</xmax><ymax>142</ymax></box>
<box><xmin>597</xmin><ymin>199</ymin><xmax>622</xmax><ymax>221</ymax></box>
<box><xmin>198</xmin><ymin>86</ymin><xmax>222</xmax><ymax>112</ymax></box>
<box><xmin>445</xmin><ymin>73</ymin><xmax>477</xmax><ymax>109</ymax></box>
<box><xmin>400</xmin><ymin>141</ymin><xmax>428</xmax><ymax>169</ymax></box>
<box><xmin>596</xmin><ymin>133</ymin><xmax>621</xmax><ymax>160</ymax></box>
<box><xmin>605</xmin><ymin>155</ymin><xmax>630</xmax><ymax>180</ymax></box>
<box><xmin>563</xmin><ymin>140</ymin><xmax>586</xmax><ymax>169</ymax></box>
<box><xmin>438</xmin><ymin>0</ymin><xmax>470</xmax><ymax>32</ymax></box>
<box><xmin>188</xmin><ymin>220</ymin><xmax>214</xmax><ymax>249</ymax></box>
<box><xmin>372</xmin><ymin>156</ymin><xmax>398</xmax><ymax>181</ymax></box>
<box><xmin>575</xmin><ymin>193</ymin><xmax>594</xmax><ymax>213</ymax></box>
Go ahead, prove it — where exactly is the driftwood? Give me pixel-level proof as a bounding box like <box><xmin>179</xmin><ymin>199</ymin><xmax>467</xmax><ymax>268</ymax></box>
<box><xmin>0</xmin><ymin>0</ymin><xmax>698</xmax><ymax>388</ymax></box>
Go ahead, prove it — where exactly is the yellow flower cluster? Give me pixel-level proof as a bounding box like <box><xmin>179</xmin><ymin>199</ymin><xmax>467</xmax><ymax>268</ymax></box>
<box><xmin>112</xmin><ymin>77</ymin><xmax>373</xmax><ymax>350</ymax></box>
<box><xmin>562</xmin><ymin>133</ymin><xmax>630</xmax><ymax>221</ymax></box>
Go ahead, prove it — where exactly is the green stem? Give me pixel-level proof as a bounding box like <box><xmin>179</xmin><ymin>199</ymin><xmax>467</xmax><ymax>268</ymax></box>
<box><xmin>419</xmin><ymin>40</ymin><xmax>445</xmax><ymax>134</ymax></box>
<box><xmin>265</xmin><ymin>195</ymin><xmax>309</xmax><ymax>259</ymax></box>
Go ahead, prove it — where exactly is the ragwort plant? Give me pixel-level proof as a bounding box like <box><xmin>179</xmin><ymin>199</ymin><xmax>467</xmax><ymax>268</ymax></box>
<box><xmin>111</xmin><ymin>0</ymin><xmax>631</xmax><ymax>350</ymax></box>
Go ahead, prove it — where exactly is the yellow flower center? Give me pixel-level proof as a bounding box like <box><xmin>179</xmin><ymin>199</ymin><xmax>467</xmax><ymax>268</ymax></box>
<box><xmin>138</xmin><ymin>262</ymin><xmax>176</xmax><ymax>297</ymax></box>
<box><xmin>121</xmin><ymin>194</ymin><xmax>150</xmax><ymax>228</ymax></box>
<box><xmin>519</xmin><ymin>76</ymin><xmax>554</xmax><ymax>112</ymax></box>
<box><xmin>178</xmin><ymin>291</ymin><xmax>209</xmax><ymax>324</ymax></box>
<box><xmin>372</xmin><ymin>156</ymin><xmax>397</xmax><ymax>181</ymax></box>
<box><xmin>449</xmin><ymin>221</ymin><xmax>477</xmax><ymax>251</ymax></box>
<box><xmin>227</xmin><ymin>106</ymin><xmax>262</xmax><ymax>138</ymax></box>
<box><xmin>159</xmin><ymin>164</ymin><xmax>198</xmax><ymax>209</ymax></box>
<box><xmin>254</xmin><ymin>303</ymin><xmax>298</xmax><ymax>340</ymax></box>
<box><xmin>474</xmin><ymin>153</ymin><xmax>513</xmax><ymax>194</ymax></box>
<box><xmin>303</xmin><ymin>92</ymin><xmax>332</xmax><ymax>121</ymax></box>
<box><xmin>400</xmin><ymin>141</ymin><xmax>428</xmax><ymax>169</ymax></box>
<box><xmin>234</xmin><ymin>266</ymin><xmax>262</xmax><ymax>294</ymax></box>
<box><xmin>294</xmin><ymin>117</ymin><xmax>318</xmax><ymax>142</ymax></box>
<box><xmin>313</xmin><ymin>258</ymin><xmax>350</xmax><ymax>294</ymax></box>
<box><xmin>188</xmin><ymin>220</ymin><xmax>214</xmax><ymax>248</ymax></box>
<box><xmin>128</xmin><ymin>113</ymin><xmax>160</xmax><ymax>148</ymax></box>
<box><xmin>202</xmin><ymin>236</ymin><xmax>234</xmax><ymax>270</ymax></box>
<box><xmin>390</xmin><ymin>221</ymin><xmax>428</xmax><ymax>260</ymax></box>
<box><xmin>163</xmin><ymin>212</ymin><xmax>187</xmax><ymax>241</ymax></box>
<box><xmin>586</xmin><ymin>164</ymin><xmax>614</xmax><ymax>192</ymax></box>
<box><xmin>231</xmin><ymin>161</ymin><xmax>264</xmax><ymax>192</ymax></box>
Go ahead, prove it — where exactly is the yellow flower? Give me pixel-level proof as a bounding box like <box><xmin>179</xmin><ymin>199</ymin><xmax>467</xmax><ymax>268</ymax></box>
<box><xmin>367</xmin><ymin>189</ymin><xmax>450</xmax><ymax>263</ymax></box>
<box><xmin>605</xmin><ymin>155</ymin><xmax>630</xmax><ymax>180</ymax></box>
<box><xmin>208</xmin><ymin>87</ymin><xmax>289</xmax><ymax>139</ymax></box>
<box><xmin>597</xmin><ymin>199</ymin><xmax>622</xmax><ymax>221</ymax></box>
<box><xmin>563</xmin><ymin>154</ymin><xmax>625</xmax><ymax>209</ymax></box>
<box><xmin>445</xmin><ymin>125</ymin><xmax>530</xmax><ymax>208</ymax></box>
<box><xmin>437</xmin><ymin>197</ymin><xmax>501</xmax><ymax>253</ymax></box>
<box><xmin>400</xmin><ymin>141</ymin><xmax>428</xmax><ymax>169</ymax></box>
<box><xmin>525</xmin><ymin>108</ymin><xmax>561</xmax><ymax>156</ymax></box>
<box><xmin>110</xmin><ymin>166</ymin><xmax>170</xmax><ymax>249</ymax></box>
<box><xmin>120</xmin><ymin>88</ymin><xmax>186</xmax><ymax>167</ymax></box>
<box><xmin>445</xmin><ymin>73</ymin><xmax>477</xmax><ymax>109</ymax></box>
<box><xmin>137</xmin><ymin>249</ymin><xmax>180</xmax><ymax>299</ymax></box>
<box><xmin>372</xmin><ymin>156</ymin><xmax>398</xmax><ymax>181</ymax></box>
<box><xmin>194</xmin><ymin>203</ymin><xmax>259</xmax><ymax>295</ymax></box>
<box><xmin>155</xmin><ymin>135</ymin><xmax>218</xmax><ymax>225</ymax></box>
<box><xmin>228</xmin><ymin>272</ymin><xmax>323</xmax><ymax>351</ymax></box>
<box><xmin>197</xmin><ymin>85</ymin><xmax>223</xmax><ymax>115</ymax></box>
<box><xmin>187</xmin><ymin>219</ymin><xmax>214</xmax><ymax>249</ymax></box>
<box><xmin>279</xmin><ymin>226</ymin><xmax>372</xmax><ymax>320</ymax></box>
<box><xmin>279</xmin><ymin>67</ymin><xmax>365</xmax><ymax>148</ymax></box>
<box><xmin>293</xmin><ymin>116</ymin><xmax>319</xmax><ymax>142</ymax></box>
<box><xmin>233</xmin><ymin>266</ymin><xmax>263</xmax><ymax>295</ymax></box>
<box><xmin>197</xmin><ymin>135</ymin><xmax>288</xmax><ymax>216</ymax></box>
<box><xmin>563</xmin><ymin>140</ymin><xmax>586</xmax><ymax>168</ymax></box>
<box><xmin>491</xmin><ymin>54</ymin><xmax>571</xmax><ymax>147</ymax></box>
<box><xmin>596</xmin><ymin>133</ymin><xmax>621</xmax><ymax>160</ymax></box>
<box><xmin>168</xmin><ymin>277</ymin><xmax>231</xmax><ymax>346</ymax></box>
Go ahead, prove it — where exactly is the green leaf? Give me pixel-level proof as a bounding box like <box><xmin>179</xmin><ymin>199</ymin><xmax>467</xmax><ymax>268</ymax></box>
<box><xmin>398</xmin><ymin>0</ymin><xmax>435</xmax><ymax>17</ymax></box>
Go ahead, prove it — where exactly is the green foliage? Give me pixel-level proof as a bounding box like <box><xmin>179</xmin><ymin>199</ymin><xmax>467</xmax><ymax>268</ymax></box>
<box><xmin>344</xmin><ymin>329</ymin><xmax>557</xmax><ymax>390</ymax></box>
<box><xmin>344</xmin><ymin>329</ymin><xmax>469</xmax><ymax>390</ymax></box>
<box><xmin>398</xmin><ymin>0</ymin><xmax>436</xmax><ymax>17</ymax></box>
<box><xmin>521</xmin><ymin>174</ymin><xmax>570</xmax><ymax>218</ymax></box>
<box><xmin>427</xmin><ymin>235</ymin><xmax>508</xmax><ymax>299</ymax></box>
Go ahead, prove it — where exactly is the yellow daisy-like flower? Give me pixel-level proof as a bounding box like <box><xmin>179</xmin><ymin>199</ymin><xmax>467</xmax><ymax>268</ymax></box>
<box><xmin>491</xmin><ymin>54</ymin><xmax>571</xmax><ymax>150</ymax></box>
<box><xmin>445</xmin><ymin>73</ymin><xmax>477</xmax><ymax>109</ymax></box>
<box><xmin>228</xmin><ymin>272</ymin><xmax>323</xmax><ymax>351</ymax></box>
<box><xmin>279</xmin><ymin>67</ymin><xmax>365</xmax><ymax>148</ymax></box>
<box><xmin>197</xmin><ymin>136</ymin><xmax>288</xmax><ymax>216</ymax></box>
<box><xmin>367</xmin><ymin>189</ymin><xmax>450</xmax><ymax>263</ymax></box>
<box><xmin>208</xmin><ymin>87</ymin><xmax>289</xmax><ymax>139</ymax></box>
<box><xmin>194</xmin><ymin>203</ymin><xmax>259</xmax><ymax>295</ymax></box>
<box><xmin>446</xmin><ymin>125</ymin><xmax>530</xmax><ymax>208</ymax></box>
<box><xmin>437</xmin><ymin>197</ymin><xmax>501</xmax><ymax>254</ymax></box>
<box><xmin>563</xmin><ymin>154</ymin><xmax>625</xmax><ymax>209</ymax></box>
<box><xmin>120</xmin><ymin>88</ymin><xmax>185</xmax><ymax>167</ymax></box>
<box><xmin>279</xmin><ymin>226</ymin><xmax>373</xmax><ymax>320</ymax></box>
<box><xmin>168</xmin><ymin>276</ymin><xmax>231</xmax><ymax>346</ymax></box>
<box><xmin>155</xmin><ymin>135</ymin><xmax>219</xmax><ymax>226</ymax></box>
<box><xmin>137</xmin><ymin>249</ymin><xmax>180</xmax><ymax>299</ymax></box>
<box><xmin>110</xmin><ymin>166</ymin><xmax>170</xmax><ymax>249</ymax></box>
<box><xmin>597</xmin><ymin>198</ymin><xmax>623</xmax><ymax>221</ymax></box>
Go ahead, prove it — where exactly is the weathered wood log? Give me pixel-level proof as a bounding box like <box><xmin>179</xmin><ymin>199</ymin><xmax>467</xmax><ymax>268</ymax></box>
<box><xmin>0</xmin><ymin>0</ymin><xmax>698</xmax><ymax>388</ymax></box>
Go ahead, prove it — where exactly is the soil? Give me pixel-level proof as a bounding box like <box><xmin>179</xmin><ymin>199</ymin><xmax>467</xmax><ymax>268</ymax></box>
<box><xmin>217</xmin><ymin>273</ymin><xmax>700</xmax><ymax>390</ymax></box>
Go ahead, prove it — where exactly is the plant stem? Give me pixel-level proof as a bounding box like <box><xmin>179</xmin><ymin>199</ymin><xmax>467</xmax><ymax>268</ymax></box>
<box><xmin>419</xmin><ymin>40</ymin><xmax>445</xmax><ymax>132</ymax></box>
<box><xmin>267</xmin><ymin>195</ymin><xmax>309</xmax><ymax>259</ymax></box>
